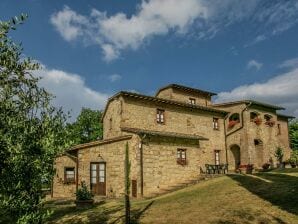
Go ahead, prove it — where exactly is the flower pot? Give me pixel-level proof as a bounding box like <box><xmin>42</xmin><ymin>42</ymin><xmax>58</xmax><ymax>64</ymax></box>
<box><xmin>75</xmin><ymin>199</ymin><xmax>94</xmax><ymax>209</ymax></box>
<box><xmin>291</xmin><ymin>164</ymin><xmax>297</xmax><ymax>168</ymax></box>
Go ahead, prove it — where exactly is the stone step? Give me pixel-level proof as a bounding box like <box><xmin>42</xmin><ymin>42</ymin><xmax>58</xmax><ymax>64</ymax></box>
<box><xmin>146</xmin><ymin>174</ymin><xmax>224</xmax><ymax>198</ymax></box>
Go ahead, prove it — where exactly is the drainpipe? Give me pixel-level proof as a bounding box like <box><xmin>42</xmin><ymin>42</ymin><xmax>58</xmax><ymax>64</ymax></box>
<box><xmin>139</xmin><ymin>134</ymin><xmax>147</xmax><ymax>197</ymax></box>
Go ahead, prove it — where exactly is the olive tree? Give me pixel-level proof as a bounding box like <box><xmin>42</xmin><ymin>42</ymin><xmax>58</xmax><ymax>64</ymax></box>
<box><xmin>0</xmin><ymin>15</ymin><xmax>70</xmax><ymax>223</ymax></box>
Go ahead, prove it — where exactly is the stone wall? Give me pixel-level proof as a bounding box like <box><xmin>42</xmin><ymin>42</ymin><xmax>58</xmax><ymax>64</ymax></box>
<box><xmin>77</xmin><ymin>136</ymin><xmax>138</xmax><ymax>198</ymax></box>
<box><xmin>103</xmin><ymin>97</ymin><xmax>123</xmax><ymax>139</ymax></box>
<box><xmin>218</xmin><ymin>103</ymin><xmax>292</xmax><ymax>169</ymax></box>
<box><xmin>156</xmin><ymin>87</ymin><xmax>212</xmax><ymax>106</ymax></box>
<box><xmin>52</xmin><ymin>155</ymin><xmax>77</xmax><ymax>198</ymax></box>
<box><xmin>141</xmin><ymin>136</ymin><xmax>225</xmax><ymax>197</ymax></box>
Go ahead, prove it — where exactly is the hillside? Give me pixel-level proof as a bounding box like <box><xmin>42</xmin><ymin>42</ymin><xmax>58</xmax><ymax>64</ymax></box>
<box><xmin>47</xmin><ymin>169</ymin><xmax>298</xmax><ymax>224</ymax></box>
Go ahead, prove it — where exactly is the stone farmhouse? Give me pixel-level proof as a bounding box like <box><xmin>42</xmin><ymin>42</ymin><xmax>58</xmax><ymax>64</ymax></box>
<box><xmin>52</xmin><ymin>84</ymin><xmax>294</xmax><ymax>198</ymax></box>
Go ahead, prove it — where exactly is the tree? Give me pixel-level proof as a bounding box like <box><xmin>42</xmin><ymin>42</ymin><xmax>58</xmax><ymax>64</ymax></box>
<box><xmin>289</xmin><ymin>119</ymin><xmax>298</xmax><ymax>150</ymax></box>
<box><xmin>67</xmin><ymin>108</ymin><xmax>103</xmax><ymax>145</ymax></box>
<box><xmin>124</xmin><ymin>142</ymin><xmax>131</xmax><ymax>224</ymax></box>
<box><xmin>0</xmin><ymin>15</ymin><xmax>70</xmax><ymax>223</ymax></box>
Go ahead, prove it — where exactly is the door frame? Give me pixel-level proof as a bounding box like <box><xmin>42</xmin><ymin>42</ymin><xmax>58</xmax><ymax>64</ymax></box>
<box><xmin>90</xmin><ymin>162</ymin><xmax>106</xmax><ymax>196</ymax></box>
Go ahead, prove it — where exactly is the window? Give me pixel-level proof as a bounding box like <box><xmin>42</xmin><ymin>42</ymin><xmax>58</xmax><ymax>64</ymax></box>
<box><xmin>214</xmin><ymin>150</ymin><xmax>220</xmax><ymax>165</ymax></box>
<box><xmin>277</xmin><ymin>124</ymin><xmax>281</xmax><ymax>135</ymax></box>
<box><xmin>64</xmin><ymin>167</ymin><xmax>75</xmax><ymax>183</ymax></box>
<box><xmin>156</xmin><ymin>109</ymin><xmax>165</xmax><ymax>124</ymax></box>
<box><xmin>254</xmin><ymin>139</ymin><xmax>263</xmax><ymax>146</ymax></box>
<box><xmin>264</xmin><ymin>114</ymin><xmax>275</xmax><ymax>127</ymax></box>
<box><xmin>228</xmin><ymin>113</ymin><xmax>240</xmax><ymax>128</ymax></box>
<box><xmin>189</xmin><ymin>98</ymin><xmax>196</xmax><ymax>105</ymax></box>
<box><xmin>213</xmin><ymin>118</ymin><xmax>219</xmax><ymax>130</ymax></box>
<box><xmin>250</xmin><ymin>112</ymin><xmax>258</xmax><ymax>121</ymax></box>
<box><xmin>177</xmin><ymin>149</ymin><xmax>186</xmax><ymax>165</ymax></box>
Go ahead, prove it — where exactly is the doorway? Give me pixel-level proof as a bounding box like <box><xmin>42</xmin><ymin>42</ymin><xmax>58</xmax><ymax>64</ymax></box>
<box><xmin>90</xmin><ymin>162</ymin><xmax>106</xmax><ymax>195</ymax></box>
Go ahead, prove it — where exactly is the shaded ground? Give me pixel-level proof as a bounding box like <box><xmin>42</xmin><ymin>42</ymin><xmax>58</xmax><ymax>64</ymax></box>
<box><xmin>46</xmin><ymin>168</ymin><xmax>298</xmax><ymax>224</ymax></box>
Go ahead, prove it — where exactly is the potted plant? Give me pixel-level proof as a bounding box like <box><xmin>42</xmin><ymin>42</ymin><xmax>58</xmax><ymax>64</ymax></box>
<box><xmin>228</xmin><ymin>120</ymin><xmax>239</xmax><ymax>129</ymax></box>
<box><xmin>265</xmin><ymin>120</ymin><xmax>275</xmax><ymax>127</ymax></box>
<box><xmin>253</xmin><ymin>117</ymin><xmax>262</xmax><ymax>125</ymax></box>
<box><xmin>262</xmin><ymin>163</ymin><xmax>270</xmax><ymax>171</ymax></box>
<box><xmin>75</xmin><ymin>181</ymin><xmax>94</xmax><ymax>209</ymax></box>
<box><xmin>274</xmin><ymin>147</ymin><xmax>284</xmax><ymax>168</ymax></box>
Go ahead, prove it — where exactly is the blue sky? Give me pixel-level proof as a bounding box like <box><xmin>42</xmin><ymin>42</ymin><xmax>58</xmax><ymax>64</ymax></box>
<box><xmin>1</xmin><ymin>0</ymin><xmax>298</xmax><ymax>119</ymax></box>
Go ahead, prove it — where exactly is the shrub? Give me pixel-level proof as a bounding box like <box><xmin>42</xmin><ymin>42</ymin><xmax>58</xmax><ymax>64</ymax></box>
<box><xmin>289</xmin><ymin>151</ymin><xmax>298</xmax><ymax>166</ymax></box>
<box><xmin>262</xmin><ymin>163</ymin><xmax>270</xmax><ymax>170</ymax></box>
<box><xmin>76</xmin><ymin>181</ymin><xmax>93</xmax><ymax>201</ymax></box>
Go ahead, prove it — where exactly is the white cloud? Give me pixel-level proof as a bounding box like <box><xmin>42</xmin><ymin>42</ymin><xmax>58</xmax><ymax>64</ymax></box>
<box><xmin>279</xmin><ymin>57</ymin><xmax>298</xmax><ymax>69</ymax></box>
<box><xmin>50</xmin><ymin>6</ymin><xmax>89</xmax><ymax>41</ymax></box>
<box><xmin>247</xmin><ymin>60</ymin><xmax>263</xmax><ymax>71</ymax></box>
<box><xmin>216</xmin><ymin>67</ymin><xmax>298</xmax><ymax>117</ymax></box>
<box><xmin>50</xmin><ymin>1</ymin><xmax>298</xmax><ymax>61</ymax></box>
<box><xmin>34</xmin><ymin>65</ymin><xmax>109</xmax><ymax>121</ymax></box>
<box><xmin>108</xmin><ymin>74</ymin><xmax>122</xmax><ymax>82</ymax></box>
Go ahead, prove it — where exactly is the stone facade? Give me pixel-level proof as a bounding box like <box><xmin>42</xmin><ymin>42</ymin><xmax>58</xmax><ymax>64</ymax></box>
<box><xmin>52</xmin><ymin>84</ymin><xmax>293</xmax><ymax>198</ymax></box>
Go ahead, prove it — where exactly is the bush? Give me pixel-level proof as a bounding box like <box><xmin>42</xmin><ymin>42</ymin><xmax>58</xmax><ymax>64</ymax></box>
<box><xmin>289</xmin><ymin>151</ymin><xmax>298</xmax><ymax>166</ymax></box>
<box><xmin>262</xmin><ymin>163</ymin><xmax>270</xmax><ymax>170</ymax></box>
<box><xmin>76</xmin><ymin>182</ymin><xmax>93</xmax><ymax>201</ymax></box>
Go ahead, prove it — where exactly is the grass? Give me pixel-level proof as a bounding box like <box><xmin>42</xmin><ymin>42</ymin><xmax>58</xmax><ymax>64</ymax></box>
<box><xmin>46</xmin><ymin>168</ymin><xmax>298</xmax><ymax>224</ymax></box>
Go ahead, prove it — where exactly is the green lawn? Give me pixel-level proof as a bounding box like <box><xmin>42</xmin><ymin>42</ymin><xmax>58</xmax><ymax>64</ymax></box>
<box><xmin>46</xmin><ymin>168</ymin><xmax>298</xmax><ymax>224</ymax></box>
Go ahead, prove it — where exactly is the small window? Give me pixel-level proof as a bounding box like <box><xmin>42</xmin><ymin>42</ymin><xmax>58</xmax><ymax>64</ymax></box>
<box><xmin>177</xmin><ymin>149</ymin><xmax>186</xmax><ymax>165</ymax></box>
<box><xmin>264</xmin><ymin>114</ymin><xmax>275</xmax><ymax>126</ymax></box>
<box><xmin>64</xmin><ymin>167</ymin><xmax>75</xmax><ymax>183</ymax></box>
<box><xmin>250</xmin><ymin>112</ymin><xmax>258</xmax><ymax>121</ymax></box>
<box><xmin>277</xmin><ymin>124</ymin><xmax>281</xmax><ymax>135</ymax></box>
<box><xmin>156</xmin><ymin>109</ymin><xmax>165</xmax><ymax>124</ymax></box>
<box><xmin>189</xmin><ymin>98</ymin><xmax>196</xmax><ymax>105</ymax></box>
<box><xmin>214</xmin><ymin>150</ymin><xmax>220</xmax><ymax>165</ymax></box>
<box><xmin>254</xmin><ymin>139</ymin><xmax>263</xmax><ymax>146</ymax></box>
<box><xmin>213</xmin><ymin>118</ymin><xmax>219</xmax><ymax>130</ymax></box>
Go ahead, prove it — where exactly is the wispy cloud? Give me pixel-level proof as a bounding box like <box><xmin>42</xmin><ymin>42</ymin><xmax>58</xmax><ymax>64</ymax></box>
<box><xmin>279</xmin><ymin>57</ymin><xmax>298</xmax><ymax>69</ymax></box>
<box><xmin>34</xmin><ymin>64</ymin><xmax>109</xmax><ymax>120</ymax></box>
<box><xmin>216</xmin><ymin>66</ymin><xmax>298</xmax><ymax>117</ymax></box>
<box><xmin>50</xmin><ymin>1</ymin><xmax>298</xmax><ymax>61</ymax></box>
<box><xmin>108</xmin><ymin>74</ymin><xmax>122</xmax><ymax>82</ymax></box>
<box><xmin>247</xmin><ymin>59</ymin><xmax>263</xmax><ymax>71</ymax></box>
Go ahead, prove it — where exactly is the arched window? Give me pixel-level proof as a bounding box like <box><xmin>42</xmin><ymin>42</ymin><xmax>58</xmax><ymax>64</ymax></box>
<box><xmin>229</xmin><ymin>113</ymin><xmax>240</xmax><ymax>122</ymax></box>
<box><xmin>264</xmin><ymin>114</ymin><xmax>275</xmax><ymax>127</ymax></box>
<box><xmin>250</xmin><ymin>112</ymin><xmax>258</xmax><ymax>121</ymax></box>
<box><xmin>264</xmin><ymin>114</ymin><xmax>272</xmax><ymax>121</ymax></box>
<box><xmin>228</xmin><ymin>113</ymin><xmax>240</xmax><ymax>128</ymax></box>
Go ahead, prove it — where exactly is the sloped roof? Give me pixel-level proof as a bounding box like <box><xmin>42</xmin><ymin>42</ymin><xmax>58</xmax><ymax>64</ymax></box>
<box><xmin>102</xmin><ymin>91</ymin><xmax>227</xmax><ymax>121</ymax></box>
<box><xmin>156</xmin><ymin>83</ymin><xmax>217</xmax><ymax>97</ymax></box>
<box><xmin>121</xmin><ymin>127</ymin><xmax>208</xmax><ymax>140</ymax></box>
<box><xmin>67</xmin><ymin>135</ymin><xmax>132</xmax><ymax>151</ymax></box>
<box><xmin>277</xmin><ymin>113</ymin><xmax>295</xmax><ymax>119</ymax></box>
<box><xmin>213</xmin><ymin>100</ymin><xmax>284</xmax><ymax>110</ymax></box>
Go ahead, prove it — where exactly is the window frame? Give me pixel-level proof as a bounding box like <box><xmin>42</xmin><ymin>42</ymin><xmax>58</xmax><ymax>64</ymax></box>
<box><xmin>213</xmin><ymin>117</ymin><xmax>219</xmax><ymax>130</ymax></box>
<box><xmin>189</xmin><ymin>98</ymin><xmax>196</xmax><ymax>105</ymax></box>
<box><xmin>156</xmin><ymin>109</ymin><xmax>165</xmax><ymax>124</ymax></box>
<box><xmin>214</xmin><ymin>150</ymin><xmax>220</xmax><ymax>165</ymax></box>
<box><xmin>177</xmin><ymin>148</ymin><xmax>187</xmax><ymax>165</ymax></box>
<box><xmin>64</xmin><ymin>167</ymin><xmax>75</xmax><ymax>184</ymax></box>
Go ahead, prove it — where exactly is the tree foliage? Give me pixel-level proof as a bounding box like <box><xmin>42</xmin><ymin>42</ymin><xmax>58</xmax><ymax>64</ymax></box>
<box><xmin>289</xmin><ymin>119</ymin><xmax>298</xmax><ymax>150</ymax></box>
<box><xmin>67</xmin><ymin>108</ymin><xmax>103</xmax><ymax>146</ymax></box>
<box><xmin>0</xmin><ymin>15</ymin><xmax>70</xmax><ymax>223</ymax></box>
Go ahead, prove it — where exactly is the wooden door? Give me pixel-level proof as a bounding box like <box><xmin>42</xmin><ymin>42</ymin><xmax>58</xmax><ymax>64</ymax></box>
<box><xmin>90</xmin><ymin>162</ymin><xmax>106</xmax><ymax>195</ymax></box>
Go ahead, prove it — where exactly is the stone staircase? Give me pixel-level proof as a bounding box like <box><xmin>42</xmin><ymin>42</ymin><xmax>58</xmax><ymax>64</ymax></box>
<box><xmin>145</xmin><ymin>174</ymin><xmax>224</xmax><ymax>198</ymax></box>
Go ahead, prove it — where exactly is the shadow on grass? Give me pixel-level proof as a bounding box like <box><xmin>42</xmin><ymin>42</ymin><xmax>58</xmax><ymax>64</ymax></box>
<box><xmin>46</xmin><ymin>200</ymin><xmax>125</xmax><ymax>224</ymax></box>
<box><xmin>130</xmin><ymin>201</ymin><xmax>154</xmax><ymax>224</ymax></box>
<box><xmin>227</xmin><ymin>172</ymin><xmax>298</xmax><ymax>216</ymax></box>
